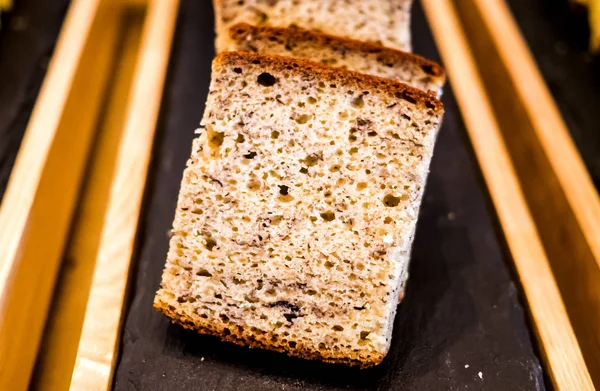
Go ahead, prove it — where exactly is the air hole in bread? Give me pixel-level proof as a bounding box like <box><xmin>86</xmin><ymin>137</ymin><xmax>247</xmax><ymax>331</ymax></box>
<box><xmin>383</xmin><ymin>194</ymin><xmax>402</xmax><ymax>207</ymax></box>
<box><xmin>294</xmin><ymin>114</ymin><xmax>310</xmax><ymax>124</ymax></box>
<box><xmin>351</xmin><ymin>95</ymin><xmax>365</xmax><ymax>108</ymax></box>
<box><xmin>301</xmin><ymin>154</ymin><xmax>319</xmax><ymax>166</ymax></box>
<box><xmin>196</xmin><ymin>269</ymin><xmax>212</xmax><ymax>277</ymax></box>
<box><xmin>247</xmin><ymin>178</ymin><xmax>261</xmax><ymax>191</ymax></box>
<box><xmin>278</xmin><ymin>185</ymin><xmax>289</xmax><ymax>195</ymax></box>
<box><xmin>320</xmin><ymin>211</ymin><xmax>335</xmax><ymax>221</ymax></box>
<box><xmin>207</xmin><ymin>126</ymin><xmax>224</xmax><ymax>152</ymax></box>
<box><xmin>205</xmin><ymin>237</ymin><xmax>217</xmax><ymax>251</ymax></box>
<box><xmin>257</xmin><ymin>72</ymin><xmax>277</xmax><ymax>86</ymax></box>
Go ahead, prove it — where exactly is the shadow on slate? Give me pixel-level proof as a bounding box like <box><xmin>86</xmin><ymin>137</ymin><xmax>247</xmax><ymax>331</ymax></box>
<box><xmin>505</xmin><ymin>0</ymin><xmax>600</xmax><ymax>189</ymax></box>
<box><xmin>114</xmin><ymin>1</ymin><xmax>545</xmax><ymax>390</ymax></box>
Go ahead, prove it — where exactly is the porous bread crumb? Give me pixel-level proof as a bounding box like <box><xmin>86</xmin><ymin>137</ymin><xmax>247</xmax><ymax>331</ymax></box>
<box><xmin>213</xmin><ymin>0</ymin><xmax>413</xmax><ymax>53</ymax></box>
<box><xmin>228</xmin><ymin>23</ymin><xmax>445</xmax><ymax>96</ymax></box>
<box><xmin>154</xmin><ymin>52</ymin><xmax>443</xmax><ymax>367</ymax></box>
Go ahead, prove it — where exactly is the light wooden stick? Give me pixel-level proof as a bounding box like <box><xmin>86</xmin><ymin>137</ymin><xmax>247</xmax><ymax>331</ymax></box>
<box><xmin>453</xmin><ymin>0</ymin><xmax>600</xmax><ymax>384</ymax></box>
<box><xmin>31</xmin><ymin>6</ymin><xmax>146</xmax><ymax>390</ymax></box>
<box><xmin>0</xmin><ymin>1</ymin><xmax>121</xmax><ymax>389</ymax></box>
<box><xmin>421</xmin><ymin>0</ymin><xmax>594</xmax><ymax>389</ymax></box>
<box><xmin>69</xmin><ymin>0</ymin><xmax>179</xmax><ymax>389</ymax></box>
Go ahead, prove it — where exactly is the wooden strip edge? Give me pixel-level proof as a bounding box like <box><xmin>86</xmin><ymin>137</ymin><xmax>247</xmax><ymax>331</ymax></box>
<box><xmin>470</xmin><ymin>0</ymin><xmax>600</xmax><ymax>272</ymax></box>
<box><xmin>31</xmin><ymin>7</ymin><xmax>146</xmax><ymax>390</ymax></box>
<box><xmin>0</xmin><ymin>0</ymin><xmax>100</xmax><ymax>306</ymax></box>
<box><xmin>460</xmin><ymin>0</ymin><xmax>600</xmax><ymax>383</ymax></box>
<box><xmin>0</xmin><ymin>1</ymin><xmax>104</xmax><ymax>390</ymax></box>
<box><xmin>421</xmin><ymin>0</ymin><xmax>594</xmax><ymax>389</ymax></box>
<box><xmin>68</xmin><ymin>0</ymin><xmax>179</xmax><ymax>390</ymax></box>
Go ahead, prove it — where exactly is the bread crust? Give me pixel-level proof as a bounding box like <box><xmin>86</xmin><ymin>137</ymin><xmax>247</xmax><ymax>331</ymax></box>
<box><xmin>214</xmin><ymin>51</ymin><xmax>444</xmax><ymax>114</ymax></box>
<box><xmin>154</xmin><ymin>298</ymin><xmax>385</xmax><ymax>368</ymax></box>
<box><xmin>229</xmin><ymin>22</ymin><xmax>445</xmax><ymax>80</ymax></box>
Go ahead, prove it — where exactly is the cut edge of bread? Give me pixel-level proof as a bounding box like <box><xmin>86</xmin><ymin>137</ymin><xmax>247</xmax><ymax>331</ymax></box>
<box><xmin>213</xmin><ymin>51</ymin><xmax>443</xmax><ymax>114</ymax></box>
<box><xmin>229</xmin><ymin>22</ymin><xmax>446</xmax><ymax>84</ymax></box>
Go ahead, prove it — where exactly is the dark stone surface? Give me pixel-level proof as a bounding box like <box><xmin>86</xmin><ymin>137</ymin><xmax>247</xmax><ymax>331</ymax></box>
<box><xmin>0</xmin><ymin>0</ymin><xmax>70</xmax><ymax>200</ymax></box>
<box><xmin>505</xmin><ymin>0</ymin><xmax>600</xmax><ymax>189</ymax></box>
<box><xmin>111</xmin><ymin>1</ymin><xmax>545</xmax><ymax>390</ymax></box>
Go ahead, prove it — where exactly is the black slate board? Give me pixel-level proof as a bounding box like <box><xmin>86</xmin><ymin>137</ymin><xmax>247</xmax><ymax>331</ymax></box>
<box><xmin>506</xmin><ymin>0</ymin><xmax>600</xmax><ymax>189</ymax></box>
<box><xmin>112</xmin><ymin>1</ymin><xmax>545</xmax><ymax>390</ymax></box>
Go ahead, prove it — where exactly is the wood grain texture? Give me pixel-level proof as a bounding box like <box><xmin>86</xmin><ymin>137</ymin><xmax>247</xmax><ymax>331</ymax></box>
<box><xmin>69</xmin><ymin>1</ymin><xmax>179</xmax><ymax>389</ymax></box>
<box><xmin>453</xmin><ymin>0</ymin><xmax>600</xmax><ymax>385</ymax></box>
<box><xmin>0</xmin><ymin>1</ymin><xmax>124</xmax><ymax>389</ymax></box>
<box><xmin>422</xmin><ymin>0</ymin><xmax>594</xmax><ymax>389</ymax></box>
<box><xmin>30</xmin><ymin>6</ymin><xmax>145</xmax><ymax>390</ymax></box>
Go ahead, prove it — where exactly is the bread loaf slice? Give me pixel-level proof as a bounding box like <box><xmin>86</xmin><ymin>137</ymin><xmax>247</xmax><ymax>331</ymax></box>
<box><xmin>213</xmin><ymin>0</ymin><xmax>413</xmax><ymax>53</ymax></box>
<box><xmin>154</xmin><ymin>51</ymin><xmax>444</xmax><ymax>367</ymax></box>
<box><xmin>228</xmin><ymin>23</ymin><xmax>445</xmax><ymax>96</ymax></box>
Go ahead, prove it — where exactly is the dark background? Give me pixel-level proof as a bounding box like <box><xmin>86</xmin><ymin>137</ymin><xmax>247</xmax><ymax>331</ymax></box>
<box><xmin>1</xmin><ymin>0</ymin><xmax>597</xmax><ymax>389</ymax></box>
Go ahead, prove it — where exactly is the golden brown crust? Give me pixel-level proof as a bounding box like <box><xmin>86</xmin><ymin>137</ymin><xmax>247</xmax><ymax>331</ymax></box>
<box><xmin>154</xmin><ymin>298</ymin><xmax>385</xmax><ymax>368</ymax></box>
<box><xmin>214</xmin><ymin>51</ymin><xmax>444</xmax><ymax>114</ymax></box>
<box><xmin>229</xmin><ymin>22</ymin><xmax>446</xmax><ymax>80</ymax></box>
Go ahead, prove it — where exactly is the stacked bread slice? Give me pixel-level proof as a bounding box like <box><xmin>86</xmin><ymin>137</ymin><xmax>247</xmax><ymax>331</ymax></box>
<box><xmin>228</xmin><ymin>23</ymin><xmax>446</xmax><ymax>96</ymax></box>
<box><xmin>213</xmin><ymin>0</ymin><xmax>414</xmax><ymax>53</ymax></box>
<box><xmin>155</xmin><ymin>0</ymin><xmax>446</xmax><ymax>368</ymax></box>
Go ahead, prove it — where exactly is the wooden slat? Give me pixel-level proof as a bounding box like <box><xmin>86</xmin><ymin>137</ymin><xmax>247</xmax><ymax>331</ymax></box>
<box><xmin>69</xmin><ymin>0</ymin><xmax>179</xmax><ymax>389</ymax></box>
<box><xmin>452</xmin><ymin>0</ymin><xmax>600</xmax><ymax>385</ymax></box>
<box><xmin>421</xmin><ymin>0</ymin><xmax>594</xmax><ymax>389</ymax></box>
<box><xmin>0</xmin><ymin>1</ymin><xmax>123</xmax><ymax>389</ymax></box>
<box><xmin>30</xmin><ymin>5</ymin><xmax>146</xmax><ymax>390</ymax></box>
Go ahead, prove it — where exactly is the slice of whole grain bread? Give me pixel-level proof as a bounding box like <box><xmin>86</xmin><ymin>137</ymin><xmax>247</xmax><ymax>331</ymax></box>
<box><xmin>228</xmin><ymin>23</ymin><xmax>445</xmax><ymax>96</ymax></box>
<box><xmin>154</xmin><ymin>51</ymin><xmax>443</xmax><ymax>367</ymax></box>
<box><xmin>213</xmin><ymin>0</ymin><xmax>414</xmax><ymax>53</ymax></box>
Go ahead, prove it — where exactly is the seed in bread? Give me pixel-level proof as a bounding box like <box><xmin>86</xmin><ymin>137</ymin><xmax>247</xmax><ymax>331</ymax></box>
<box><xmin>213</xmin><ymin>0</ymin><xmax>414</xmax><ymax>53</ymax></box>
<box><xmin>154</xmin><ymin>52</ymin><xmax>444</xmax><ymax>367</ymax></box>
<box><xmin>228</xmin><ymin>23</ymin><xmax>445</xmax><ymax>96</ymax></box>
